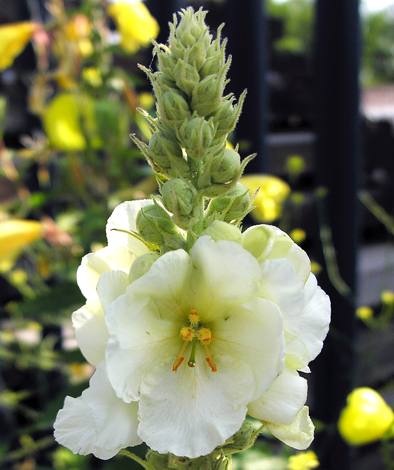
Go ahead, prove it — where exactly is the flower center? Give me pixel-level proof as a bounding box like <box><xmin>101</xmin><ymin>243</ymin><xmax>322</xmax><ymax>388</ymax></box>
<box><xmin>172</xmin><ymin>309</ymin><xmax>217</xmax><ymax>373</ymax></box>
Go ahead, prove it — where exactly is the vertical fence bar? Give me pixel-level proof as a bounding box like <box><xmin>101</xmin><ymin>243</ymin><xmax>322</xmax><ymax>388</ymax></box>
<box><xmin>312</xmin><ymin>0</ymin><xmax>361</xmax><ymax>469</ymax></box>
<box><xmin>225</xmin><ymin>0</ymin><xmax>268</xmax><ymax>173</ymax></box>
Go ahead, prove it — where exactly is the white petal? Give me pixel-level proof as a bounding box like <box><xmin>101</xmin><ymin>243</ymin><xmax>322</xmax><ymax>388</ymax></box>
<box><xmin>72</xmin><ymin>300</ymin><xmax>108</xmax><ymax>366</ymax></box>
<box><xmin>259</xmin><ymin>258</ymin><xmax>304</xmax><ymax>334</ymax></box>
<box><xmin>54</xmin><ymin>362</ymin><xmax>141</xmax><ymax>460</ymax></box>
<box><xmin>190</xmin><ymin>236</ymin><xmax>261</xmax><ymax>320</ymax></box>
<box><xmin>77</xmin><ymin>246</ymin><xmax>137</xmax><ymax>299</ymax></box>
<box><xmin>297</xmin><ymin>274</ymin><xmax>331</xmax><ymax>362</ymax></box>
<box><xmin>126</xmin><ymin>248</ymin><xmax>192</xmax><ymax>321</ymax></box>
<box><xmin>248</xmin><ymin>366</ymin><xmax>307</xmax><ymax>425</ymax></box>
<box><xmin>241</xmin><ymin>225</ymin><xmax>311</xmax><ymax>283</ymax></box>
<box><xmin>106</xmin><ymin>293</ymin><xmax>181</xmax><ymax>402</ymax></box>
<box><xmin>212</xmin><ymin>297</ymin><xmax>285</xmax><ymax>399</ymax></box>
<box><xmin>138</xmin><ymin>351</ymin><xmax>255</xmax><ymax>458</ymax></box>
<box><xmin>106</xmin><ymin>199</ymin><xmax>152</xmax><ymax>254</ymax></box>
<box><xmin>97</xmin><ymin>270</ymin><xmax>129</xmax><ymax>312</ymax></box>
<box><xmin>284</xmin><ymin>331</ymin><xmax>310</xmax><ymax>371</ymax></box>
<box><xmin>264</xmin><ymin>406</ymin><xmax>314</xmax><ymax>450</ymax></box>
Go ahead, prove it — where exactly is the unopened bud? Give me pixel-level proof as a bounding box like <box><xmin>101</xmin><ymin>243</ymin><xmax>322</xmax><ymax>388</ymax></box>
<box><xmin>161</xmin><ymin>179</ymin><xmax>199</xmax><ymax>230</ymax></box>
<box><xmin>174</xmin><ymin>58</ymin><xmax>200</xmax><ymax>96</ymax></box>
<box><xmin>211</xmin><ymin>148</ymin><xmax>241</xmax><ymax>184</ymax></box>
<box><xmin>136</xmin><ymin>203</ymin><xmax>184</xmax><ymax>249</ymax></box>
<box><xmin>206</xmin><ymin>183</ymin><xmax>251</xmax><ymax>222</ymax></box>
<box><xmin>161</xmin><ymin>89</ymin><xmax>191</xmax><ymax>124</ymax></box>
<box><xmin>179</xmin><ymin>117</ymin><xmax>215</xmax><ymax>161</ymax></box>
<box><xmin>191</xmin><ymin>74</ymin><xmax>223</xmax><ymax>116</ymax></box>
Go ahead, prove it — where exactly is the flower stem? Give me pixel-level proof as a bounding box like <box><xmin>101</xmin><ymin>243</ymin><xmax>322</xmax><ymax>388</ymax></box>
<box><xmin>119</xmin><ymin>449</ymin><xmax>153</xmax><ymax>469</ymax></box>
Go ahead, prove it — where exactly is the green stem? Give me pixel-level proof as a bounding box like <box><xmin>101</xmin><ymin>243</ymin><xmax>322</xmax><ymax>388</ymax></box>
<box><xmin>359</xmin><ymin>191</ymin><xmax>394</xmax><ymax>236</ymax></box>
<box><xmin>119</xmin><ymin>449</ymin><xmax>153</xmax><ymax>469</ymax></box>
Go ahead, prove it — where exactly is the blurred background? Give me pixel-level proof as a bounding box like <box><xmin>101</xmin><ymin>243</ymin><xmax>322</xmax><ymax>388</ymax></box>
<box><xmin>1</xmin><ymin>0</ymin><xmax>394</xmax><ymax>469</ymax></box>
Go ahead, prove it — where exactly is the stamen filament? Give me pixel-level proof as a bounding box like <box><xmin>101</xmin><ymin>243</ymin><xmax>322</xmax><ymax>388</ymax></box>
<box><xmin>187</xmin><ymin>338</ymin><xmax>197</xmax><ymax>367</ymax></box>
<box><xmin>203</xmin><ymin>343</ymin><xmax>217</xmax><ymax>372</ymax></box>
<box><xmin>173</xmin><ymin>340</ymin><xmax>190</xmax><ymax>371</ymax></box>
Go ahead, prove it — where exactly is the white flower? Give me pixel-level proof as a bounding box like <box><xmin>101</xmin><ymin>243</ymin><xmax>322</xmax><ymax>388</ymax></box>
<box><xmin>54</xmin><ymin>201</ymin><xmax>330</xmax><ymax>459</ymax></box>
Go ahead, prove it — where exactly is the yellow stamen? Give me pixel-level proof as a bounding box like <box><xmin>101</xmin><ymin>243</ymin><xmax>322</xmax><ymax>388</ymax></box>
<box><xmin>198</xmin><ymin>327</ymin><xmax>213</xmax><ymax>345</ymax></box>
<box><xmin>173</xmin><ymin>340</ymin><xmax>190</xmax><ymax>372</ymax></box>
<box><xmin>180</xmin><ymin>326</ymin><xmax>193</xmax><ymax>341</ymax></box>
<box><xmin>203</xmin><ymin>343</ymin><xmax>217</xmax><ymax>372</ymax></box>
<box><xmin>189</xmin><ymin>309</ymin><xmax>199</xmax><ymax>326</ymax></box>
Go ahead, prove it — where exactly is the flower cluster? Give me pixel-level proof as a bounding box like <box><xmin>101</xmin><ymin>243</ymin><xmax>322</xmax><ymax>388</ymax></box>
<box><xmin>54</xmin><ymin>6</ymin><xmax>330</xmax><ymax>464</ymax></box>
<box><xmin>54</xmin><ymin>200</ymin><xmax>330</xmax><ymax>459</ymax></box>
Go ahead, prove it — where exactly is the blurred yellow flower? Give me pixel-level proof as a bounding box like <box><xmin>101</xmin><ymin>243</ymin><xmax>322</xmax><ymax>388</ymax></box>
<box><xmin>290</xmin><ymin>228</ymin><xmax>306</xmax><ymax>244</ymax></box>
<box><xmin>0</xmin><ymin>220</ymin><xmax>43</xmax><ymax>272</ymax></box>
<box><xmin>107</xmin><ymin>1</ymin><xmax>159</xmax><ymax>53</ymax></box>
<box><xmin>338</xmin><ymin>387</ymin><xmax>394</xmax><ymax>445</ymax></box>
<box><xmin>64</xmin><ymin>14</ymin><xmax>93</xmax><ymax>57</ymax></box>
<box><xmin>288</xmin><ymin>451</ymin><xmax>319</xmax><ymax>470</ymax></box>
<box><xmin>240</xmin><ymin>174</ymin><xmax>291</xmax><ymax>223</ymax></box>
<box><xmin>82</xmin><ymin>67</ymin><xmax>103</xmax><ymax>87</ymax></box>
<box><xmin>356</xmin><ymin>306</ymin><xmax>373</xmax><ymax>321</ymax></box>
<box><xmin>381</xmin><ymin>290</ymin><xmax>394</xmax><ymax>306</ymax></box>
<box><xmin>42</xmin><ymin>93</ymin><xmax>102</xmax><ymax>151</ymax></box>
<box><xmin>0</xmin><ymin>22</ymin><xmax>37</xmax><ymax>71</ymax></box>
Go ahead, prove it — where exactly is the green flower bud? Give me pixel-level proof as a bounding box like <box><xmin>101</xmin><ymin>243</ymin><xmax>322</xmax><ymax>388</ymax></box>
<box><xmin>191</xmin><ymin>74</ymin><xmax>223</xmax><ymax>116</ymax></box>
<box><xmin>161</xmin><ymin>89</ymin><xmax>191</xmax><ymax>124</ymax></box>
<box><xmin>201</xmin><ymin>220</ymin><xmax>241</xmax><ymax>243</ymax></box>
<box><xmin>169</xmin><ymin>8</ymin><xmax>211</xmax><ymax>70</ymax></box>
<box><xmin>206</xmin><ymin>183</ymin><xmax>252</xmax><ymax>222</ymax></box>
<box><xmin>129</xmin><ymin>252</ymin><xmax>160</xmax><ymax>283</ymax></box>
<box><xmin>151</xmin><ymin>131</ymin><xmax>190</xmax><ymax>176</ymax></box>
<box><xmin>162</xmin><ymin>178</ymin><xmax>197</xmax><ymax>216</ymax></box>
<box><xmin>212</xmin><ymin>92</ymin><xmax>245</xmax><ymax>139</ymax></box>
<box><xmin>200</xmin><ymin>47</ymin><xmax>226</xmax><ymax>79</ymax></box>
<box><xmin>136</xmin><ymin>203</ymin><xmax>185</xmax><ymax>249</ymax></box>
<box><xmin>161</xmin><ymin>178</ymin><xmax>199</xmax><ymax>229</ymax></box>
<box><xmin>211</xmin><ymin>148</ymin><xmax>241</xmax><ymax>184</ymax></box>
<box><xmin>179</xmin><ymin>116</ymin><xmax>215</xmax><ymax>161</ymax></box>
<box><xmin>174</xmin><ymin>58</ymin><xmax>200</xmax><ymax>96</ymax></box>
<box><xmin>155</xmin><ymin>46</ymin><xmax>177</xmax><ymax>81</ymax></box>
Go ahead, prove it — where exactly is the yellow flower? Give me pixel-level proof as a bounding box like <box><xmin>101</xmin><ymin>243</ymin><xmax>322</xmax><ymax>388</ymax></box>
<box><xmin>107</xmin><ymin>1</ymin><xmax>159</xmax><ymax>53</ymax></box>
<box><xmin>0</xmin><ymin>220</ymin><xmax>43</xmax><ymax>272</ymax></box>
<box><xmin>381</xmin><ymin>290</ymin><xmax>394</xmax><ymax>306</ymax></box>
<box><xmin>288</xmin><ymin>451</ymin><xmax>319</xmax><ymax>470</ymax></box>
<box><xmin>64</xmin><ymin>14</ymin><xmax>93</xmax><ymax>57</ymax></box>
<box><xmin>42</xmin><ymin>93</ymin><xmax>102</xmax><ymax>151</ymax></box>
<box><xmin>290</xmin><ymin>228</ymin><xmax>306</xmax><ymax>244</ymax></box>
<box><xmin>338</xmin><ymin>387</ymin><xmax>394</xmax><ymax>445</ymax></box>
<box><xmin>0</xmin><ymin>22</ymin><xmax>37</xmax><ymax>71</ymax></box>
<box><xmin>240</xmin><ymin>174</ymin><xmax>291</xmax><ymax>223</ymax></box>
<box><xmin>356</xmin><ymin>306</ymin><xmax>373</xmax><ymax>321</ymax></box>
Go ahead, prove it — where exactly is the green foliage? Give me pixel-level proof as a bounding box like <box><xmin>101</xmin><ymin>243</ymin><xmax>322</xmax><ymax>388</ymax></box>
<box><xmin>267</xmin><ymin>0</ymin><xmax>314</xmax><ymax>53</ymax></box>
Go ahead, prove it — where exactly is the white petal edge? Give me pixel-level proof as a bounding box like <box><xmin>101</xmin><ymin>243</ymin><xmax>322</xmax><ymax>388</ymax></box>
<box><xmin>248</xmin><ymin>366</ymin><xmax>307</xmax><ymax>425</ymax></box>
<box><xmin>264</xmin><ymin>406</ymin><xmax>314</xmax><ymax>450</ymax></box>
<box><xmin>297</xmin><ymin>274</ymin><xmax>331</xmax><ymax>362</ymax></box>
<box><xmin>96</xmin><ymin>270</ymin><xmax>129</xmax><ymax>312</ymax></box>
<box><xmin>54</xmin><ymin>362</ymin><xmax>141</xmax><ymax>459</ymax></box>
<box><xmin>77</xmin><ymin>245</ymin><xmax>137</xmax><ymax>300</ymax></box>
<box><xmin>138</xmin><ymin>352</ymin><xmax>255</xmax><ymax>458</ymax></box>
<box><xmin>106</xmin><ymin>199</ymin><xmax>152</xmax><ymax>254</ymax></box>
<box><xmin>72</xmin><ymin>300</ymin><xmax>108</xmax><ymax>366</ymax></box>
